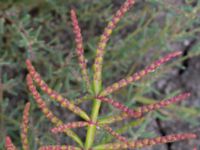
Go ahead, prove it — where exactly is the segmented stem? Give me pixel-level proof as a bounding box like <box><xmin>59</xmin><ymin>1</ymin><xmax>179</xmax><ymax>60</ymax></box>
<box><xmin>26</xmin><ymin>59</ymin><xmax>90</xmax><ymax>121</ymax></box>
<box><xmin>100</xmin><ymin>51</ymin><xmax>182</xmax><ymax>96</ymax></box>
<box><xmin>101</xmin><ymin>125</ymin><xmax>129</xmax><ymax>144</ymax></box>
<box><xmin>39</xmin><ymin>145</ymin><xmax>82</xmax><ymax>150</ymax></box>
<box><xmin>86</xmin><ymin>1</ymin><xmax>136</xmax><ymax>148</ymax></box>
<box><xmin>51</xmin><ymin>121</ymin><xmax>129</xmax><ymax>144</ymax></box>
<box><xmin>5</xmin><ymin>136</ymin><xmax>17</xmax><ymax>150</ymax></box>
<box><xmin>71</xmin><ymin>9</ymin><xmax>91</xmax><ymax>89</ymax></box>
<box><xmin>26</xmin><ymin>74</ymin><xmax>83</xmax><ymax>147</ymax></box>
<box><xmin>93</xmin><ymin>133</ymin><xmax>197</xmax><ymax>150</ymax></box>
<box><xmin>97</xmin><ymin>96</ymin><xmax>141</xmax><ymax>117</ymax></box>
<box><xmin>93</xmin><ymin>0</ymin><xmax>135</xmax><ymax>86</ymax></box>
<box><xmin>98</xmin><ymin>92</ymin><xmax>190</xmax><ymax>124</ymax></box>
<box><xmin>136</xmin><ymin>92</ymin><xmax>190</xmax><ymax>114</ymax></box>
<box><xmin>51</xmin><ymin>121</ymin><xmax>89</xmax><ymax>133</ymax></box>
<box><xmin>21</xmin><ymin>102</ymin><xmax>30</xmax><ymax>150</ymax></box>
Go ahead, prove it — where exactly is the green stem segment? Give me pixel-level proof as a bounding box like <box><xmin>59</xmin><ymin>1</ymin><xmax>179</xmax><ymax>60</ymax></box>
<box><xmin>85</xmin><ymin>100</ymin><xmax>101</xmax><ymax>149</ymax></box>
<box><xmin>85</xmin><ymin>82</ymin><xmax>102</xmax><ymax>149</ymax></box>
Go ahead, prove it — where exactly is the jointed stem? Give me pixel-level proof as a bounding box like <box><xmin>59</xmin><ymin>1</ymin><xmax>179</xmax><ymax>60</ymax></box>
<box><xmin>85</xmin><ymin>99</ymin><xmax>101</xmax><ymax>149</ymax></box>
<box><xmin>85</xmin><ymin>78</ymin><xmax>102</xmax><ymax>149</ymax></box>
<box><xmin>85</xmin><ymin>1</ymin><xmax>135</xmax><ymax>149</ymax></box>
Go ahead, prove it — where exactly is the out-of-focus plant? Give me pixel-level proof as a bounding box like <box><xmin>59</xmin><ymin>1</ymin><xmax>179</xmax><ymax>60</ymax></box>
<box><xmin>4</xmin><ymin>0</ymin><xmax>198</xmax><ymax>150</ymax></box>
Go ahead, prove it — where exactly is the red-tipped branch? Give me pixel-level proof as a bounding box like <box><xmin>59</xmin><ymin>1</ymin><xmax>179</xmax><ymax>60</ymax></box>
<box><xmin>26</xmin><ymin>74</ymin><xmax>65</xmax><ymax>125</ymax></box>
<box><xmin>39</xmin><ymin>145</ymin><xmax>82</xmax><ymax>150</ymax></box>
<box><xmin>93</xmin><ymin>133</ymin><xmax>197</xmax><ymax>150</ymax></box>
<box><xmin>93</xmin><ymin>0</ymin><xmax>135</xmax><ymax>84</ymax></box>
<box><xmin>5</xmin><ymin>136</ymin><xmax>17</xmax><ymax>150</ymax></box>
<box><xmin>51</xmin><ymin>121</ymin><xmax>129</xmax><ymax>144</ymax></box>
<box><xmin>98</xmin><ymin>92</ymin><xmax>190</xmax><ymax>125</ymax></box>
<box><xmin>100</xmin><ymin>51</ymin><xmax>182</xmax><ymax>96</ymax></box>
<box><xmin>71</xmin><ymin>9</ymin><xmax>91</xmax><ymax>89</ymax></box>
<box><xmin>97</xmin><ymin>97</ymin><xmax>141</xmax><ymax>117</ymax></box>
<box><xmin>136</xmin><ymin>92</ymin><xmax>190</xmax><ymax>114</ymax></box>
<box><xmin>51</xmin><ymin>121</ymin><xmax>89</xmax><ymax>133</ymax></box>
<box><xmin>21</xmin><ymin>102</ymin><xmax>31</xmax><ymax>150</ymax></box>
<box><xmin>26</xmin><ymin>59</ymin><xmax>90</xmax><ymax>121</ymax></box>
<box><xmin>26</xmin><ymin>74</ymin><xmax>83</xmax><ymax>147</ymax></box>
<box><xmin>101</xmin><ymin>125</ymin><xmax>129</xmax><ymax>144</ymax></box>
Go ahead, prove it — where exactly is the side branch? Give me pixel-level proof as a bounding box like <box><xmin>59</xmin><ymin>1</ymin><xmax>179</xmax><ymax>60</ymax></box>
<box><xmin>26</xmin><ymin>75</ymin><xmax>83</xmax><ymax>147</ymax></box>
<box><xmin>98</xmin><ymin>92</ymin><xmax>190</xmax><ymax>124</ymax></box>
<box><xmin>93</xmin><ymin>133</ymin><xmax>197</xmax><ymax>150</ymax></box>
<box><xmin>26</xmin><ymin>59</ymin><xmax>90</xmax><ymax>121</ymax></box>
<box><xmin>93</xmin><ymin>0</ymin><xmax>135</xmax><ymax>86</ymax></box>
<box><xmin>21</xmin><ymin>102</ymin><xmax>31</xmax><ymax>150</ymax></box>
<box><xmin>51</xmin><ymin>121</ymin><xmax>129</xmax><ymax>144</ymax></box>
<box><xmin>100</xmin><ymin>51</ymin><xmax>182</xmax><ymax>96</ymax></box>
<box><xmin>71</xmin><ymin>9</ymin><xmax>91</xmax><ymax>89</ymax></box>
<box><xmin>97</xmin><ymin>96</ymin><xmax>141</xmax><ymax>117</ymax></box>
<box><xmin>5</xmin><ymin>136</ymin><xmax>17</xmax><ymax>150</ymax></box>
<box><xmin>39</xmin><ymin>145</ymin><xmax>82</xmax><ymax>150</ymax></box>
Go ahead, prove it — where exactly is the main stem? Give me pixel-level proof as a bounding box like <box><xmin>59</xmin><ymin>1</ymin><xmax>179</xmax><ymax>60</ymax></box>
<box><xmin>85</xmin><ymin>81</ymin><xmax>102</xmax><ymax>149</ymax></box>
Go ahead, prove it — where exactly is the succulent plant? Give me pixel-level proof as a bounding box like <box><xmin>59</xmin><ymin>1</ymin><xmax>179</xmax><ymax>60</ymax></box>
<box><xmin>5</xmin><ymin>0</ymin><xmax>197</xmax><ymax>150</ymax></box>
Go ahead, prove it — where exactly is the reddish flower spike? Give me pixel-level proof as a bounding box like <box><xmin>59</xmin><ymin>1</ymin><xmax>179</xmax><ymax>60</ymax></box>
<box><xmin>51</xmin><ymin>121</ymin><xmax>129</xmax><ymax>144</ymax></box>
<box><xmin>21</xmin><ymin>102</ymin><xmax>31</xmax><ymax>150</ymax></box>
<box><xmin>26</xmin><ymin>74</ymin><xmax>83</xmax><ymax>146</ymax></box>
<box><xmin>26</xmin><ymin>59</ymin><xmax>90</xmax><ymax>121</ymax></box>
<box><xmin>5</xmin><ymin>136</ymin><xmax>17</xmax><ymax>150</ymax></box>
<box><xmin>93</xmin><ymin>133</ymin><xmax>197</xmax><ymax>150</ymax></box>
<box><xmin>71</xmin><ymin>9</ymin><xmax>91</xmax><ymax>89</ymax></box>
<box><xmin>100</xmin><ymin>51</ymin><xmax>182</xmax><ymax>96</ymax></box>
<box><xmin>193</xmin><ymin>145</ymin><xmax>197</xmax><ymax>150</ymax></box>
<box><xmin>97</xmin><ymin>96</ymin><xmax>141</xmax><ymax>117</ymax></box>
<box><xmin>101</xmin><ymin>125</ymin><xmax>129</xmax><ymax>144</ymax></box>
<box><xmin>137</xmin><ymin>92</ymin><xmax>190</xmax><ymax>114</ymax></box>
<box><xmin>26</xmin><ymin>74</ymin><xmax>61</xmax><ymax>124</ymax></box>
<box><xmin>38</xmin><ymin>145</ymin><xmax>82</xmax><ymax>150</ymax></box>
<box><xmin>51</xmin><ymin>121</ymin><xmax>89</xmax><ymax>133</ymax></box>
<box><xmin>93</xmin><ymin>0</ymin><xmax>135</xmax><ymax>86</ymax></box>
<box><xmin>98</xmin><ymin>92</ymin><xmax>191</xmax><ymax>125</ymax></box>
<box><xmin>98</xmin><ymin>92</ymin><xmax>190</xmax><ymax>119</ymax></box>
<box><xmin>98</xmin><ymin>113</ymin><xmax>129</xmax><ymax>125</ymax></box>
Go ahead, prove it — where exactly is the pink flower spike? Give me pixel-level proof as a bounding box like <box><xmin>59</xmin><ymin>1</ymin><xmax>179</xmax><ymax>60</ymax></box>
<box><xmin>93</xmin><ymin>133</ymin><xmax>197</xmax><ymax>150</ymax></box>
<box><xmin>137</xmin><ymin>92</ymin><xmax>191</xmax><ymax>115</ymax></box>
<box><xmin>51</xmin><ymin>121</ymin><xmax>89</xmax><ymax>133</ymax></box>
<box><xmin>26</xmin><ymin>74</ymin><xmax>83</xmax><ymax>146</ymax></box>
<box><xmin>21</xmin><ymin>102</ymin><xmax>31</xmax><ymax>150</ymax></box>
<box><xmin>93</xmin><ymin>0</ymin><xmax>135</xmax><ymax>88</ymax></box>
<box><xmin>97</xmin><ymin>96</ymin><xmax>141</xmax><ymax>117</ymax></box>
<box><xmin>26</xmin><ymin>59</ymin><xmax>90</xmax><ymax>121</ymax></box>
<box><xmin>193</xmin><ymin>145</ymin><xmax>197</xmax><ymax>150</ymax></box>
<box><xmin>97</xmin><ymin>92</ymin><xmax>191</xmax><ymax>125</ymax></box>
<box><xmin>51</xmin><ymin>120</ymin><xmax>129</xmax><ymax>144</ymax></box>
<box><xmin>71</xmin><ymin>9</ymin><xmax>91</xmax><ymax>89</ymax></box>
<box><xmin>5</xmin><ymin>136</ymin><xmax>17</xmax><ymax>150</ymax></box>
<box><xmin>101</xmin><ymin>124</ymin><xmax>129</xmax><ymax>144</ymax></box>
<box><xmin>39</xmin><ymin>145</ymin><xmax>82</xmax><ymax>150</ymax></box>
<box><xmin>100</xmin><ymin>51</ymin><xmax>182</xmax><ymax>96</ymax></box>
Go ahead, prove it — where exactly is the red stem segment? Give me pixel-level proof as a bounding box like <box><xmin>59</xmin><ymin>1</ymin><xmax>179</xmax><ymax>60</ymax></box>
<box><xmin>5</xmin><ymin>136</ymin><xmax>17</xmax><ymax>150</ymax></box>
<box><xmin>26</xmin><ymin>59</ymin><xmax>90</xmax><ymax>121</ymax></box>
<box><xmin>97</xmin><ymin>92</ymin><xmax>190</xmax><ymax>118</ymax></box>
<box><xmin>71</xmin><ymin>9</ymin><xmax>91</xmax><ymax>89</ymax></box>
<box><xmin>93</xmin><ymin>133</ymin><xmax>197</xmax><ymax>150</ymax></box>
<box><xmin>100</xmin><ymin>51</ymin><xmax>182</xmax><ymax>96</ymax></box>
<box><xmin>21</xmin><ymin>102</ymin><xmax>31</xmax><ymax>150</ymax></box>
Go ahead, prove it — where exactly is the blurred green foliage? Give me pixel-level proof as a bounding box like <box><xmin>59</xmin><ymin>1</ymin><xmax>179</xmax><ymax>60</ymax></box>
<box><xmin>0</xmin><ymin>0</ymin><xmax>200</xmax><ymax>149</ymax></box>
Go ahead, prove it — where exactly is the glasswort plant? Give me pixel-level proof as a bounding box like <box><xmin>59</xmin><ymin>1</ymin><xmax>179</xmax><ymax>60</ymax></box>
<box><xmin>5</xmin><ymin>0</ymin><xmax>197</xmax><ymax>149</ymax></box>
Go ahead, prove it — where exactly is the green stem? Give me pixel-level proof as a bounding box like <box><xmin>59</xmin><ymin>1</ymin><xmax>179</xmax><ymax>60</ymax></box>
<box><xmin>85</xmin><ymin>81</ymin><xmax>102</xmax><ymax>149</ymax></box>
<box><xmin>85</xmin><ymin>99</ymin><xmax>101</xmax><ymax>149</ymax></box>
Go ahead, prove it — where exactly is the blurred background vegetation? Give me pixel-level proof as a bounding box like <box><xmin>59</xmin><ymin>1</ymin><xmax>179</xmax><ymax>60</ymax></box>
<box><xmin>0</xmin><ymin>0</ymin><xmax>200</xmax><ymax>149</ymax></box>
